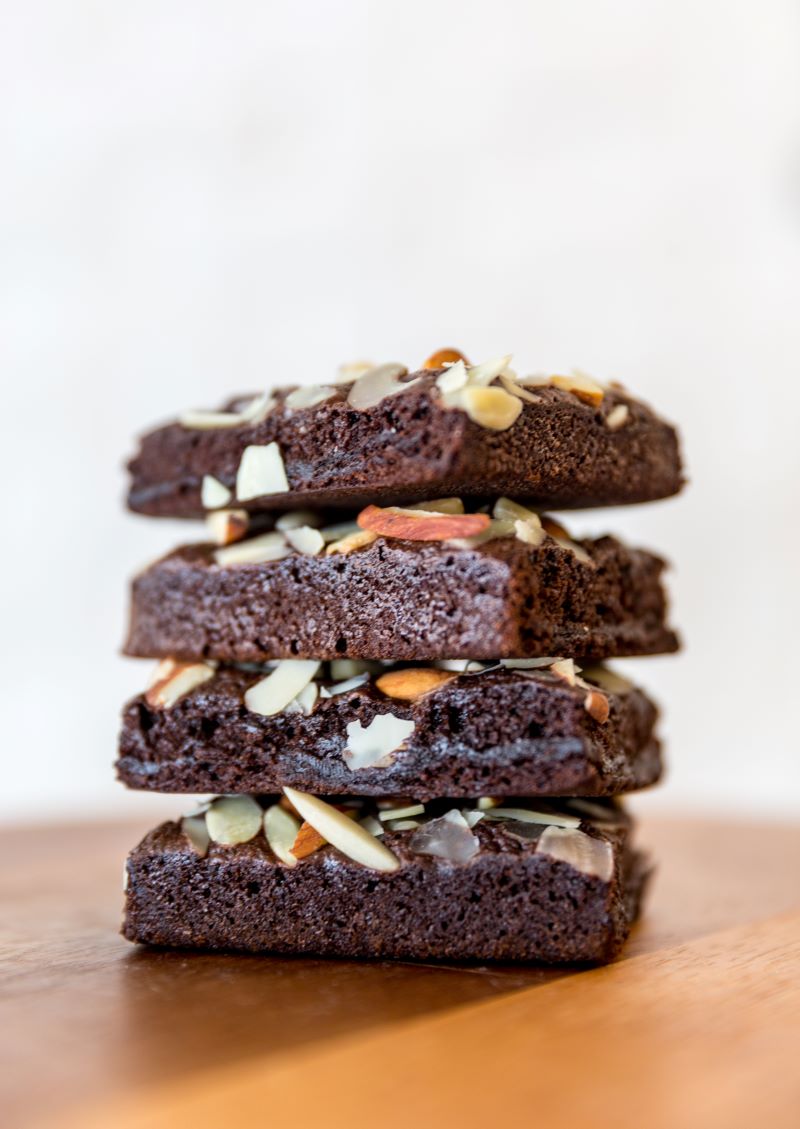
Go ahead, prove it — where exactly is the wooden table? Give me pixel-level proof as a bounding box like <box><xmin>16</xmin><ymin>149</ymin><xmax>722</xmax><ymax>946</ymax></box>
<box><xmin>3</xmin><ymin>815</ymin><xmax>799</xmax><ymax>1129</ymax></box>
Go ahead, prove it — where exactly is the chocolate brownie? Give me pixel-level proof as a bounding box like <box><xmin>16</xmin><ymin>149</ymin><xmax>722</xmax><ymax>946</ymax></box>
<box><xmin>117</xmin><ymin>662</ymin><xmax>661</xmax><ymax>798</ymax></box>
<box><xmin>123</xmin><ymin>798</ymin><xmax>649</xmax><ymax>963</ymax></box>
<box><xmin>127</xmin><ymin>373</ymin><xmax>682</xmax><ymax>518</ymax></box>
<box><xmin>124</xmin><ymin>531</ymin><xmax>678</xmax><ymax>662</ymax></box>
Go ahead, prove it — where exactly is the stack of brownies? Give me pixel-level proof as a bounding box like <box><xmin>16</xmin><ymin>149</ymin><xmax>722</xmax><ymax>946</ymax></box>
<box><xmin>119</xmin><ymin>348</ymin><xmax>682</xmax><ymax>964</ymax></box>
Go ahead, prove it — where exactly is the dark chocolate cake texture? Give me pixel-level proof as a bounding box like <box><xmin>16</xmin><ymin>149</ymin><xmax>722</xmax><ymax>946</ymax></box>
<box><xmin>118</xmin><ymin>348</ymin><xmax>680</xmax><ymax>964</ymax></box>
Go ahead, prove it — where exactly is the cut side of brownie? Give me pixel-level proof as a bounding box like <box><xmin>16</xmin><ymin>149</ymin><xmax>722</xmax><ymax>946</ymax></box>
<box><xmin>127</xmin><ymin>369</ymin><xmax>682</xmax><ymax>518</ymax></box>
<box><xmin>124</xmin><ymin>528</ymin><xmax>678</xmax><ymax>662</ymax></box>
<box><xmin>122</xmin><ymin>794</ymin><xmax>649</xmax><ymax>964</ymax></box>
<box><xmin>118</xmin><ymin>660</ymin><xmax>661</xmax><ymax>799</ymax></box>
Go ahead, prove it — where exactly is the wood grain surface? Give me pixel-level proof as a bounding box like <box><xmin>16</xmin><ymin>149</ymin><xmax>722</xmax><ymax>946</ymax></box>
<box><xmin>2</xmin><ymin>815</ymin><xmax>799</xmax><ymax>1129</ymax></box>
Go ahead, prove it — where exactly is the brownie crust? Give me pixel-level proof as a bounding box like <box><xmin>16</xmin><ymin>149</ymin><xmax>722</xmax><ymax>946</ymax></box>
<box><xmin>123</xmin><ymin>815</ymin><xmax>649</xmax><ymax>964</ymax></box>
<box><xmin>124</xmin><ymin>533</ymin><xmax>678</xmax><ymax>663</ymax></box>
<box><xmin>117</xmin><ymin>665</ymin><xmax>661</xmax><ymax>799</ymax></box>
<box><xmin>127</xmin><ymin>376</ymin><xmax>683</xmax><ymax>518</ymax></box>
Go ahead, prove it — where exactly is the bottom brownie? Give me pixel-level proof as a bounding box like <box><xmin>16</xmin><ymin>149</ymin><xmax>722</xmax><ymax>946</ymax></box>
<box><xmin>123</xmin><ymin>795</ymin><xmax>650</xmax><ymax>964</ymax></box>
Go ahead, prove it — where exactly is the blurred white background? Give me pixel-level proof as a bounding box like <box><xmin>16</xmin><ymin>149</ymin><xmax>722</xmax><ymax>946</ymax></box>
<box><xmin>1</xmin><ymin>0</ymin><xmax>799</xmax><ymax>822</ymax></box>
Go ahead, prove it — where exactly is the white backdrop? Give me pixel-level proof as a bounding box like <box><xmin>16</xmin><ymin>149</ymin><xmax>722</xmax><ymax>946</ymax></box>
<box><xmin>2</xmin><ymin>1</ymin><xmax>799</xmax><ymax>821</ymax></box>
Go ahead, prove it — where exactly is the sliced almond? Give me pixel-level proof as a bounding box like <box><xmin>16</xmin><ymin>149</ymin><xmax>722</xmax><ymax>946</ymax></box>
<box><xmin>584</xmin><ymin>688</ymin><xmax>610</xmax><ymax>724</ymax></box>
<box><xmin>347</xmin><ymin>363</ymin><xmax>418</xmax><ymax>410</ymax></box>
<box><xmin>477</xmin><ymin>796</ymin><xmax>501</xmax><ymax>810</ymax></box>
<box><xmin>606</xmin><ymin>403</ymin><xmax>630</xmax><ymax>430</ymax></box>
<box><xmin>284</xmin><ymin>680</ymin><xmax>319</xmax><ymax>716</ymax></box>
<box><xmin>421</xmin><ymin>347</ymin><xmax>470</xmax><ymax>369</ymax></box>
<box><xmin>325</xmin><ymin>528</ymin><xmax>379</xmax><ymax>556</ymax></box>
<box><xmin>322</xmin><ymin>673</ymin><xmax>370</xmax><ymax>697</ymax></box>
<box><xmin>283</xmin><ymin>788</ymin><xmax>400</xmax><ymax>872</ymax></box>
<box><xmin>541</xmin><ymin>517</ymin><xmax>592</xmax><ymax>564</ymax></box>
<box><xmin>201</xmin><ymin>474</ymin><xmax>232</xmax><ymax>510</ymax></box>
<box><xmin>536</xmin><ymin>826</ymin><xmax>614</xmax><ymax>881</ymax></box>
<box><xmin>360</xmin><ymin>815</ymin><xmax>385</xmax><ymax>837</ymax></box>
<box><xmin>465</xmin><ymin>354</ymin><xmax>514</xmax><ymax>387</ymax></box>
<box><xmin>284</xmin><ymin>525</ymin><xmax>325</xmax><ymax>556</ymax></box>
<box><xmin>375</xmin><ymin>667</ymin><xmax>454</xmax><ymax>702</ymax></box>
<box><xmin>409</xmin><ymin>810</ymin><xmax>479</xmax><ymax>863</ymax></box>
<box><xmin>284</xmin><ymin>385</ymin><xmax>337</xmax><ymax>410</ymax></box>
<box><xmin>456</xmin><ymin>385</ymin><xmax>523</xmax><ymax>431</ymax></box>
<box><xmin>205</xmin><ymin>795</ymin><xmax>263</xmax><ymax>846</ymax></box>
<box><xmin>484</xmin><ymin>806</ymin><xmax>581</xmax><ymax>829</ymax></box>
<box><xmin>180</xmin><ymin>814</ymin><xmax>211</xmax><ymax>856</ymax></box>
<box><xmin>206</xmin><ymin>509</ymin><xmax>249</xmax><ymax>546</ymax></box>
<box><xmin>235</xmin><ymin>442</ymin><xmax>290</xmax><ymax>500</ymax></box>
<box><xmin>500</xmin><ymin>657</ymin><xmax>559</xmax><ymax>670</ymax></box>
<box><xmin>263</xmin><ymin>804</ymin><xmax>300</xmax><ymax>866</ymax></box>
<box><xmin>446</xmin><ymin>517</ymin><xmax>514</xmax><ymax>549</ymax></box>
<box><xmin>499</xmin><ymin>373</ymin><xmax>541</xmax><ymax>404</ymax></box>
<box><xmin>244</xmin><ymin>660</ymin><xmax>321</xmax><ymax>717</ymax></box>
<box><xmin>356</xmin><ymin>504</ymin><xmax>490</xmax><ymax>542</ymax></box>
<box><xmin>344</xmin><ymin>712</ymin><xmax>415</xmax><ymax>771</ymax></box>
<box><xmin>275</xmin><ymin>509</ymin><xmax>322</xmax><ymax>531</ymax></box>
<box><xmin>550</xmin><ymin>373</ymin><xmax>604</xmax><ymax>407</ymax></box>
<box><xmin>179</xmin><ymin>393</ymin><xmax>274</xmax><ymax>430</ymax></box>
<box><xmin>436</xmin><ymin>360</ymin><xmax>469</xmax><ymax>394</ymax></box>
<box><xmin>336</xmin><ymin>359</ymin><xmax>376</xmax><ymax>383</ymax></box>
<box><xmin>550</xmin><ymin>658</ymin><xmax>580</xmax><ymax>687</ymax></box>
<box><xmin>378</xmin><ymin>803</ymin><xmax>425</xmax><ymax>822</ymax></box>
<box><xmin>290</xmin><ymin>821</ymin><xmax>327</xmax><ymax>860</ymax></box>
<box><xmin>329</xmin><ymin>659</ymin><xmax>375</xmax><ymax>680</ymax></box>
<box><xmin>213</xmin><ymin>531</ymin><xmax>292</xmax><ymax>566</ymax></box>
<box><xmin>145</xmin><ymin>659</ymin><xmax>216</xmax><ymax>709</ymax></box>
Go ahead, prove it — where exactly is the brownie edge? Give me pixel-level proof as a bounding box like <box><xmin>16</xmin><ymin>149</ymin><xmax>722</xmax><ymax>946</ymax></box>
<box><xmin>123</xmin><ymin>818</ymin><xmax>650</xmax><ymax>964</ymax></box>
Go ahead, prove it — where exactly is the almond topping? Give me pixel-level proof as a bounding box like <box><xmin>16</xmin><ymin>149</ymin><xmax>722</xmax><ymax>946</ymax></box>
<box><xmin>606</xmin><ymin>403</ymin><xmax>630</xmax><ymax>430</ymax></box>
<box><xmin>421</xmin><ymin>347</ymin><xmax>470</xmax><ymax>369</ymax></box>
<box><xmin>180</xmin><ymin>814</ymin><xmax>211</xmax><ymax>857</ymax></box>
<box><xmin>357</xmin><ymin>504</ymin><xmax>490</xmax><ymax>542</ymax></box>
<box><xmin>325</xmin><ymin>528</ymin><xmax>379</xmax><ymax>555</ymax></box>
<box><xmin>201</xmin><ymin>474</ymin><xmax>232</xmax><ymax>509</ymax></box>
<box><xmin>284</xmin><ymin>525</ymin><xmax>325</xmax><ymax>556</ymax></box>
<box><xmin>346</xmin><ymin>363</ymin><xmax>418</xmax><ymax>410</ymax></box>
<box><xmin>584</xmin><ymin>688</ymin><xmax>610</xmax><ymax>724</ymax></box>
<box><xmin>244</xmin><ymin>660</ymin><xmax>321</xmax><ymax>717</ymax></box>
<box><xmin>290</xmin><ymin>821</ymin><xmax>328</xmax><ymax>860</ymax></box>
<box><xmin>205</xmin><ymin>796</ymin><xmax>263</xmax><ymax>846</ymax></box>
<box><xmin>550</xmin><ymin>373</ymin><xmax>604</xmax><ymax>407</ymax></box>
<box><xmin>375</xmin><ymin>667</ymin><xmax>455</xmax><ymax>702</ymax></box>
<box><xmin>457</xmin><ymin>385</ymin><xmax>522</xmax><ymax>431</ymax></box>
<box><xmin>550</xmin><ymin>658</ymin><xmax>580</xmax><ymax>687</ymax></box>
<box><xmin>145</xmin><ymin>659</ymin><xmax>216</xmax><ymax>709</ymax></box>
<box><xmin>284</xmin><ymin>385</ymin><xmax>337</xmax><ymax>410</ymax></box>
<box><xmin>344</xmin><ymin>713</ymin><xmax>416</xmax><ymax>770</ymax></box>
<box><xmin>283</xmin><ymin>788</ymin><xmax>400</xmax><ymax>871</ymax></box>
<box><xmin>205</xmin><ymin>509</ymin><xmax>249</xmax><ymax>546</ymax></box>
<box><xmin>235</xmin><ymin>442</ymin><xmax>289</xmax><ymax>500</ymax></box>
<box><xmin>213</xmin><ymin>531</ymin><xmax>292</xmax><ymax>566</ymax></box>
<box><xmin>263</xmin><ymin>804</ymin><xmax>300</xmax><ymax>867</ymax></box>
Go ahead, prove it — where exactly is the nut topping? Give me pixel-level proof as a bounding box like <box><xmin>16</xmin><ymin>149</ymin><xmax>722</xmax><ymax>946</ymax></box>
<box><xmin>606</xmin><ymin>403</ymin><xmax>630</xmax><ymax>430</ymax></box>
<box><xmin>549</xmin><ymin>372</ymin><xmax>605</xmax><ymax>406</ymax></box>
<box><xmin>344</xmin><ymin>712</ymin><xmax>416</xmax><ymax>771</ymax></box>
<box><xmin>201</xmin><ymin>474</ymin><xmax>232</xmax><ymax>510</ymax></box>
<box><xmin>324</xmin><ymin>528</ymin><xmax>378</xmax><ymax>555</ymax></box>
<box><xmin>145</xmin><ymin>659</ymin><xmax>216</xmax><ymax>709</ymax></box>
<box><xmin>263</xmin><ymin>804</ymin><xmax>300</xmax><ymax>866</ymax></box>
<box><xmin>456</xmin><ymin>385</ymin><xmax>522</xmax><ymax>431</ymax></box>
<box><xmin>346</xmin><ymin>363</ymin><xmax>419</xmax><ymax>410</ymax></box>
<box><xmin>584</xmin><ymin>688</ymin><xmax>610</xmax><ymax>724</ymax></box>
<box><xmin>236</xmin><ymin>442</ymin><xmax>289</xmax><ymax>500</ymax></box>
<box><xmin>356</xmin><ymin>504</ymin><xmax>490</xmax><ymax>542</ymax></box>
<box><xmin>535</xmin><ymin>826</ymin><xmax>614</xmax><ymax>881</ymax></box>
<box><xmin>283</xmin><ymin>788</ymin><xmax>400</xmax><ymax>871</ymax></box>
<box><xmin>375</xmin><ymin>667</ymin><xmax>455</xmax><ymax>702</ymax></box>
<box><xmin>206</xmin><ymin>509</ymin><xmax>249</xmax><ymax>546</ymax></box>
<box><xmin>421</xmin><ymin>347</ymin><xmax>470</xmax><ymax>369</ymax></box>
<box><xmin>205</xmin><ymin>795</ymin><xmax>263</xmax><ymax>846</ymax></box>
<box><xmin>244</xmin><ymin>660</ymin><xmax>321</xmax><ymax>717</ymax></box>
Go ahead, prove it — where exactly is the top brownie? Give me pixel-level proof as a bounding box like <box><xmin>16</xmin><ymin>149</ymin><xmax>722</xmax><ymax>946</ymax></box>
<box><xmin>126</xmin><ymin>355</ymin><xmax>683</xmax><ymax>518</ymax></box>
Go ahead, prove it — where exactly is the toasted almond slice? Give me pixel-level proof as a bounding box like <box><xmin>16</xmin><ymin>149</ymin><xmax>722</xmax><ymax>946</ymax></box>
<box><xmin>322</xmin><ymin>673</ymin><xmax>370</xmax><ymax>697</ymax></box>
<box><xmin>283</xmin><ymin>788</ymin><xmax>400</xmax><ymax>871</ymax></box>
<box><xmin>236</xmin><ymin>442</ymin><xmax>289</xmax><ymax>500</ymax></box>
<box><xmin>477</xmin><ymin>796</ymin><xmax>501</xmax><ymax>810</ymax></box>
<box><xmin>346</xmin><ymin>363</ymin><xmax>416</xmax><ymax>410</ymax></box>
<box><xmin>205</xmin><ymin>796</ymin><xmax>263</xmax><ymax>846</ymax></box>
<box><xmin>446</xmin><ymin>517</ymin><xmax>514</xmax><ymax>549</ymax></box>
<box><xmin>536</xmin><ymin>826</ymin><xmax>613</xmax><ymax>881</ymax></box>
<box><xmin>244</xmin><ymin>660</ymin><xmax>321</xmax><ymax>717</ymax></box>
<box><xmin>284</xmin><ymin>384</ymin><xmax>337</xmax><ymax>410</ymax></box>
<box><xmin>275</xmin><ymin>509</ymin><xmax>322</xmax><ymax>531</ymax></box>
<box><xmin>550</xmin><ymin>658</ymin><xmax>580</xmax><ymax>687</ymax></box>
<box><xmin>541</xmin><ymin>517</ymin><xmax>593</xmax><ymax>564</ymax></box>
<box><xmin>421</xmin><ymin>347</ymin><xmax>470</xmax><ymax>370</ymax></box>
<box><xmin>213</xmin><ymin>531</ymin><xmax>291</xmax><ymax>566</ymax></box>
<box><xmin>455</xmin><ymin>385</ymin><xmax>522</xmax><ymax>430</ymax></box>
<box><xmin>263</xmin><ymin>804</ymin><xmax>300</xmax><ymax>866</ymax></box>
<box><xmin>493</xmin><ymin>497</ymin><xmax>538</xmax><ymax>523</ymax></box>
<box><xmin>484</xmin><ymin>806</ymin><xmax>582</xmax><ymax>829</ymax></box>
<box><xmin>360</xmin><ymin>815</ymin><xmax>385</xmax><ymax>837</ymax></box>
<box><xmin>550</xmin><ymin>373</ymin><xmax>604</xmax><ymax>407</ymax></box>
<box><xmin>584</xmin><ymin>688</ymin><xmax>610</xmax><ymax>724</ymax></box>
<box><xmin>201</xmin><ymin>474</ymin><xmax>232</xmax><ymax>509</ymax></box>
<box><xmin>378</xmin><ymin>803</ymin><xmax>425</xmax><ymax>822</ymax></box>
<box><xmin>284</xmin><ymin>681</ymin><xmax>319</xmax><ymax>716</ymax></box>
<box><xmin>325</xmin><ymin>528</ymin><xmax>379</xmax><ymax>555</ymax></box>
<box><xmin>335</xmin><ymin>359</ymin><xmax>375</xmax><ymax>383</ymax></box>
<box><xmin>356</xmin><ymin>504</ymin><xmax>490</xmax><ymax>541</ymax></box>
<box><xmin>179</xmin><ymin>393</ymin><xmax>273</xmax><ymax>430</ymax></box>
<box><xmin>329</xmin><ymin>659</ymin><xmax>375</xmax><ymax>680</ymax></box>
<box><xmin>290</xmin><ymin>821</ymin><xmax>327</xmax><ymax>860</ymax></box>
<box><xmin>145</xmin><ymin>660</ymin><xmax>216</xmax><ymax>709</ymax></box>
<box><xmin>375</xmin><ymin>667</ymin><xmax>455</xmax><ymax>702</ymax></box>
<box><xmin>408</xmin><ymin>809</ymin><xmax>479</xmax><ymax>863</ymax></box>
<box><xmin>499</xmin><ymin>373</ymin><xmax>542</xmax><ymax>403</ymax></box>
<box><xmin>180</xmin><ymin>814</ymin><xmax>211</xmax><ymax>856</ymax></box>
<box><xmin>606</xmin><ymin>403</ymin><xmax>630</xmax><ymax>430</ymax></box>
<box><xmin>206</xmin><ymin>509</ymin><xmax>249</xmax><ymax>546</ymax></box>
<box><xmin>500</xmin><ymin>657</ymin><xmax>559</xmax><ymax>670</ymax></box>
<box><xmin>284</xmin><ymin>525</ymin><xmax>325</xmax><ymax>556</ymax></box>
